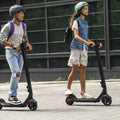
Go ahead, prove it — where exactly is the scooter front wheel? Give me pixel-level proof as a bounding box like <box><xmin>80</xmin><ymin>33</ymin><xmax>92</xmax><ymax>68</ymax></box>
<box><xmin>102</xmin><ymin>95</ymin><xmax>112</xmax><ymax>106</ymax></box>
<box><xmin>28</xmin><ymin>99</ymin><xmax>37</xmax><ymax>111</ymax></box>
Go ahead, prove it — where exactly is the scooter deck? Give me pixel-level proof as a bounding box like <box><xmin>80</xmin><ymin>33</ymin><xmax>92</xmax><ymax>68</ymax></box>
<box><xmin>67</xmin><ymin>94</ymin><xmax>100</xmax><ymax>103</ymax></box>
<box><xmin>73</xmin><ymin>97</ymin><xmax>100</xmax><ymax>102</ymax></box>
<box><xmin>0</xmin><ymin>98</ymin><xmax>25</xmax><ymax>107</ymax></box>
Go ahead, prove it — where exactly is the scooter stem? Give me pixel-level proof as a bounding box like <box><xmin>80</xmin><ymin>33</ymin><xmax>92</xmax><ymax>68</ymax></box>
<box><xmin>94</xmin><ymin>41</ymin><xmax>107</xmax><ymax>91</ymax></box>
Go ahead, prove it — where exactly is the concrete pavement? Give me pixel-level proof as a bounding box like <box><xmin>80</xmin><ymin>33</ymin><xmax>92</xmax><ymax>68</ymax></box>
<box><xmin>0</xmin><ymin>79</ymin><xmax>120</xmax><ymax>120</ymax></box>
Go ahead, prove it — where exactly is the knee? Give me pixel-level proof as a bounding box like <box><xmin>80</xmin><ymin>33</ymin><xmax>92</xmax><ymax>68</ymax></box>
<box><xmin>72</xmin><ymin>68</ymin><xmax>78</xmax><ymax>74</ymax></box>
<box><xmin>80</xmin><ymin>66</ymin><xmax>86</xmax><ymax>73</ymax></box>
<box><xmin>16</xmin><ymin>72</ymin><xmax>20</xmax><ymax>77</ymax></box>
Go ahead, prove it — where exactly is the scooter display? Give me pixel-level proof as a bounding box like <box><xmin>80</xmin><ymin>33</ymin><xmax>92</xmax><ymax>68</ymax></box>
<box><xmin>65</xmin><ymin>41</ymin><xmax>112</xmax><ymax>106</ymax></box>
<box><xmin>0</xmin><ymin>42</ymin><xmax>37</xmax><ymax>111</ymax></box>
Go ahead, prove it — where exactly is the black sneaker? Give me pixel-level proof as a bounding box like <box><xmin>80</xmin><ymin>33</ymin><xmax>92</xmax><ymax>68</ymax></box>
<box><xmin>8</xmin><ymin>96</ymin><xmax>21</xmax><ymax>105</ymax></box>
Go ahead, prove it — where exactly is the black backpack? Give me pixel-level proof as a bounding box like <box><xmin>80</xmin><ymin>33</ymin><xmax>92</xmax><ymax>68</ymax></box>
<box><xmin>64</xmin><ymin>20</ymin><xmax>79</xmax><ymax>47</ymax></box>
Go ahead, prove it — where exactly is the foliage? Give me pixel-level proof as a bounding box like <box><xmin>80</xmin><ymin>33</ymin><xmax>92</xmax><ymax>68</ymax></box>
<box><xmin>89</xmin><ymin>77</ymin><xmax>96</xmax><ymax>80</ymax></box>
<box><xmin>55</xmin><ymin>76</ymin><xmax>66</xmax><ymax>81</ymax></box>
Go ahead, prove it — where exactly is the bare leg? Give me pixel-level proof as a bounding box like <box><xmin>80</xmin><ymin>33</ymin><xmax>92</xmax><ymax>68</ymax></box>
<box><xmin>80</xmin><ymin>64</ymin><xmax>86</xmax><ymax>95</ymax></box>
<box><xmin>67</xmin><ymin>64</ymin><xmax>78</xmax><ymax>89</ymax></box>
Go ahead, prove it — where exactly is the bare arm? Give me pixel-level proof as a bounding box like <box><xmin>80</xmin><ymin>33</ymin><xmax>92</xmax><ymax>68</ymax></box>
<box><xmin>23</xmin><ymin>36</ymin><xmax>33</xmax><ymax>51</ymax></box>
<box><xmin>74</xmin><ymin>28</ymin><xmax>89</xmax><ymax>45</ymax></box>
<box><xmin>2</xmin><ymin>40</ymin><xmax>20</xmax><ymax>51</ymax></box>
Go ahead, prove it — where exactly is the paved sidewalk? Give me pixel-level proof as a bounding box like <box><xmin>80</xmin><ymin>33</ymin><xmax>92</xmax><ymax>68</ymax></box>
<box><xmin>0</xmin><ymin>80</ymin><xmax>120</xmax><ymax>120</ymax></box>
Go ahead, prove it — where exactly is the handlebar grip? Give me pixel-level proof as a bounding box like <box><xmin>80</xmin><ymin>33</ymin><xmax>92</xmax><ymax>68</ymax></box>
<box><xmin>89</xmin><ymin>42</ymin><xmax>101</xmax><ymax>48</ymax></box>
<box><xmin>12</xmin><ymin>47</ymin><xmax>16</xmax><ymax>50</ymax></box>
<box><xmin>89</xmin><ymin>43</ymin><xmax>93</xmax><ymax>47</ymax></box>
<box><xmin>26</xmin><ymin>46</ymin><xmax>29</xmax><ymax>50</ymax></box>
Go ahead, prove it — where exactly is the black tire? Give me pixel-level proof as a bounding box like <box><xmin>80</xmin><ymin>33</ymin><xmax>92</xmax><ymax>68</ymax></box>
<box><xmin>65</xmin><ymin>95</ymin><xmax>75</xmax><ymax>105</ymax></box>
<box><xmin>0</xmin><ymin>99</ymin><xmax>5</xmax><ymax>103</ymax></box>
<box><xmin>102</xmin><ymin>95</ymin><xmax>112</xmax><ymax>106</ymax></box>
<box><xmin>28</xmin><ymin>99</ymin><xmax>37</xmax><ymax>111</ymax></box>
<box><xmin>0</xmin><ymin>103</ymin><xmax>2</xmax><ymax>110</ymax></box>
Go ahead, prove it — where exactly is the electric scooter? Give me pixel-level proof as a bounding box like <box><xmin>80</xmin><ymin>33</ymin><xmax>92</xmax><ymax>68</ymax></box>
<box><xmin>65</xmin><ymin>40</ymin><xmax>112</xmax><ymax>106</ymax></box>
<box><xmin>0</xmin><ymin>42</ymin><xmax>37</xmax><ymax>111</ymax></box>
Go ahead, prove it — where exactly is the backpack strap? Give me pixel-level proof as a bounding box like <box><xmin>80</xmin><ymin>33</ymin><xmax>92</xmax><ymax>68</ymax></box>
<box><xmin>20</xmin><ymin>22</ymin><xmax>25</xmax><ymax>32</ymax></box>
<box><xmin>20</xmin><ymin>21</ymin><xmax>25</xmax><ymax>38</ymax></box>
<box><xmin>7</xmin><ymin>21</ymin><xmax>14</xmax><ymax>40</ymax></box>
<box><xmin>76</xmin><ymin>19</ymin><xmax>80</xmax><ymax>27</ymax></box>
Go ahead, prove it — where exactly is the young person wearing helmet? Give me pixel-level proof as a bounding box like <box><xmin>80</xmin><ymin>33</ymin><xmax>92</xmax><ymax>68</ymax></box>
<box><xmin>65</xmin><ymin>2</ymin><xmax>102</xmax><ymax>98</ymax></box>
<box><xmin>0</xmin><ymin>5</ymin><xmax>32</xmax><ymax>104</ymax></box>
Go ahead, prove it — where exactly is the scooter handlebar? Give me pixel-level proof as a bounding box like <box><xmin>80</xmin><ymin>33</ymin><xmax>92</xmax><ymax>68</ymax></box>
<box><xmin>12</xmin><ymin>42</ymin><xmax>29</xmax><ymax>51</ymax></box>
<box><xmin>89</xmin><ymin>42</ymin><xmax>100</xmax><ymax>48</ymax></box>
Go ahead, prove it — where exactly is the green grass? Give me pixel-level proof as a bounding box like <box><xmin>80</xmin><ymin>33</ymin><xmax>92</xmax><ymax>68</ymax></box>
<box><xmin>30</xmin><ymin>79</ymin><xmax>35</xmax><ymax>82</ymax></box>
<box><xmin>5</xmin><ymin>81</ymin><xmax>10</xmax><ymax>84</ymax></box>
<box><xmin>89</xmin><ymin>77</ymin><xmax>96</xmax><ymax>80</ymax></box>
<box><xmin>110</xmin><ymin>75</ymin><xmax>117</xmax><ymax>80</ymax></box>
<box><xmin>55</xmin><ymin>76</ymin><xmax>66</xmax><ymax>81</ymax></box>
<box><xmin>76</xmin><ymin>78</ymin><xmax>79</xmax><ymax>81</ymax></box>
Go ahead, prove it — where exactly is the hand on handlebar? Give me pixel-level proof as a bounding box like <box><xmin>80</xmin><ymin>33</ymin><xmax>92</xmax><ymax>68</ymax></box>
<box><xmin>26</xmin><ymin>44</ymin><xmax>33</xmax><ymax>51</ymax></box>
<box><xmin>98</xmin><ymin>43</ymin><xmax>102</xmax><ymax>48</ymax></box>
<box><xmin>88</xmin><ymin>41</ymin><xmax>102</xmax><ymax>48</ymax></box>
<box><xmin>12</xmin><ymin>42</ymin><xmax>32</xmax><ymax>51</ymax></box>
<box><xmin>23</xmin><ymin>41</ymin><xmax>33</xmax><ymax>51</ymax></box>
<box><xmin>12</xmin><ymin>45</ymin><xmax>20</xmax><ymax>51</ymax></box>
<box><xmin>88</xmin><ymin>41</ymin><xmax>95</xmax><ymax>47</ymax></box>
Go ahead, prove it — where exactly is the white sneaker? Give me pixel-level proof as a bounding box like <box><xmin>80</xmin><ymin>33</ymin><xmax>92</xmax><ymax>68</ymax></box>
<box><xmin>65</xmin><ymin>89</ymin><xmax>73</xmax><ymax>96</ymax></box>
<box><xmin>80</xmin><ymin>93</ymin><xmax>94</xmax><ymax>99</ymax></box>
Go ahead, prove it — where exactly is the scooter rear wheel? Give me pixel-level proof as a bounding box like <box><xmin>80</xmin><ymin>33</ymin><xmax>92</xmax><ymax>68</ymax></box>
<box><xmin>102</xmin><ymin>95</ymin><xmax>112</xmax><ymax>106</ymax></box>
<box><xmin>66</xmin><ymin>94</ymin><xmax>75</xmax><ymax>105</ymax></box>
<box><xmin>28</xmin><ymin>99</ymin><xmax>37</xmax><ymax>111</ymax></box>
